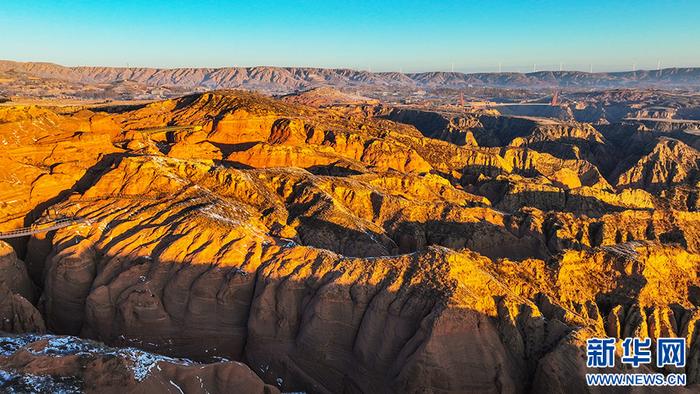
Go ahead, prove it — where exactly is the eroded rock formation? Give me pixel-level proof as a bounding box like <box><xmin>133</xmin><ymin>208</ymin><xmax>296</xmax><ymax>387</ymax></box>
<box><xmin>0</xmin><ymin>90</ymin><xmax>698</xmax><ymax>392</ymax></box>
<box><xmin>0</xmin><ymin>334</ymin><xmax>278</xmax><ymax>393</ymax></box>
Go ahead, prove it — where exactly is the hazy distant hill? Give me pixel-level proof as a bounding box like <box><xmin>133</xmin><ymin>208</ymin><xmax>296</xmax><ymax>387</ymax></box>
<box><xmin>2</xmin><ymin>60</ymin><xmax>700</xmax><ymax>94</ymax></box>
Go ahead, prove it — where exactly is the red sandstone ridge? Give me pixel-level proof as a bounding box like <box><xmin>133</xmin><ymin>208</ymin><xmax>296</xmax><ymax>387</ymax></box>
<box><xmin>0</xmin><ymin>89</ymin><xmax>698</xmax><ymax>393</ymax></box>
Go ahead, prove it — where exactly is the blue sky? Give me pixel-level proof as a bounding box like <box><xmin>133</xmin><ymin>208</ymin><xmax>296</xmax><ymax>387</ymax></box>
<box><xmin>1</xmin><ymin>0</ymin><xmax>699</xmax><ymax>72</ymax></box>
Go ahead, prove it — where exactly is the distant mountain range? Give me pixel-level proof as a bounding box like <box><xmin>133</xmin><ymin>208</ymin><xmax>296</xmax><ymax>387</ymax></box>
<box><xmin>2</xmin><ymin>60</ymin><xmax>700</xmax><ymax>94</ymax></box>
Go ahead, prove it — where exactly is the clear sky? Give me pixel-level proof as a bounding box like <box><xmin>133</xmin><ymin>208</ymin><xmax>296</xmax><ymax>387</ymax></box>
<box><xmin>1</xmin><ymin>0</ymin><xmax>699</xmax><ymax>72</ymax></box>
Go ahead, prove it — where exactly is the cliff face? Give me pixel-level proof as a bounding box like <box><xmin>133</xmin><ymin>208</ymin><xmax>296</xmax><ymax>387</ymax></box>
<box><xmin>0</xmin><ymin>241</ymin><xmax>44</xmax><ymax>333</ymax></box>
<box><xmin>615</xmin><ymin>137</ymin><xmax>700</xmax><ymax>191</ymax></box>
<box><xmin>32</xmin><ymin>189</ymin><xmax>700</xmax><ymax>391</ymax></box>
<box><xmin>0</xmin><ymin>90</ymin><xmax>699</xmax><ymax>392</ymax></box>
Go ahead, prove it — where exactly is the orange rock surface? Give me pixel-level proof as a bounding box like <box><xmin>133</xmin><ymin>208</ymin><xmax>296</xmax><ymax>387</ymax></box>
<box><xmin>0</xmin><ymin>90</ymin><xmax>698</xmax><ymax>392</ymax></box>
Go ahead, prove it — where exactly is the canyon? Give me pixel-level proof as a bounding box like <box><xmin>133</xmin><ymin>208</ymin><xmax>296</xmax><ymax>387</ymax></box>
<box><xmin>0</xmin><ymin>86</ymin><xmax>698</xmax><ymax>393</ymax></box>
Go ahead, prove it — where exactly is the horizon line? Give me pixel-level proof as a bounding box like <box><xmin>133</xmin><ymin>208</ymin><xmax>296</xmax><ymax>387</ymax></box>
<box><xmin>3</xmin><ymin>59</ymin><xmax>700</xmax><ymax>76</ymax></box>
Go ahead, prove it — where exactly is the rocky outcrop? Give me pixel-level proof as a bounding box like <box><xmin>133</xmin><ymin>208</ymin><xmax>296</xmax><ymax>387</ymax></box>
<box><xmin>0</xmin><ymin>241</ymin><xmax>45</xmax><ymax>334</ymax></box>
<box><xmin>0</xmin><ymin>334</ymin><xmax>278</xmax><ymax>393</ymax></box>
<box><xmin>167</xmin><ymin>141</ymin><xmax>222</xmax><ymax>160</ymax></box>
<box><xmin>615</xmin><ymin>137</ymin><xmax>700</xmax><ymax>191</ymax></box>
<box><xmin>477</xmin><ymin>175</ymin><xmax>655</xmax><ymax>215</ymax></box>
